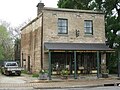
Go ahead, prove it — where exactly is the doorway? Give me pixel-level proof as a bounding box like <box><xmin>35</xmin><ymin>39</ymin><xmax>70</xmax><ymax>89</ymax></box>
<box><xmin>28</xmin><ymin>56</ymin><xmax>30</xmax><ymax>72</ymax></box>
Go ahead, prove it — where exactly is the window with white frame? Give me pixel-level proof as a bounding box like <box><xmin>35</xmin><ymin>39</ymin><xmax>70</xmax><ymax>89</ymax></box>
<box><xmin>58</xmin><ymin>18</ymin><xmax>68</xmax><ymax>34</ymax></box>
<box><xmin>84</xmin><ymin>20</ymin><xmax>93</xmax><ymax>35</ymax></box>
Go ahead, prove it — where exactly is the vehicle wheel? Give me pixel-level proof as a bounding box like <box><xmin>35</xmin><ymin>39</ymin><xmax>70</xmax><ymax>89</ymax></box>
<box><xmin>17</xmin><ymin>73</ymin><xmax>21</xmax><ymax>76</ymax></box>
<box><xmin>6</xmin><ymin>71</ymin><xmax>10</xmax><ymax>76</ymax></box>
<box><xmin>17</xmin><ymin>72</ymin><xmax>21</xmax><ymax>76</ymax></box>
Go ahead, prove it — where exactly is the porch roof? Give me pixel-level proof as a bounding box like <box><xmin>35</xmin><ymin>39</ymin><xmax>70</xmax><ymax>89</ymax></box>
<box><xmin>44</xmin><ymin>43</ymin><xmax>114</xmax><ymax>51</ymax></box>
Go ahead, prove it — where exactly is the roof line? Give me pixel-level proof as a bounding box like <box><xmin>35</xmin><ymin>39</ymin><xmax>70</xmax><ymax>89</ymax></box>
<box><xmin>43</xmin><ymin>7</ymin><xmax>104</xmax><ymax>14</ymax></box>
<box><xmin>20</xmin><ymin>13</ymin><xmax>42</xmax><ymax>31</ymax></box>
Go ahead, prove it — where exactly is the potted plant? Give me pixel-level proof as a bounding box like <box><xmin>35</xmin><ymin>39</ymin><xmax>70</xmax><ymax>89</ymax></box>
<box><xmin>101</xmin><ymin>64</ymin><xmax>109</xmax><ymax>78</ymax></box>
<box><xmin>101</xmin><ymin>69</ymin><xmax>109</xmax><ymax>78</ymax></box>
<box><xmin>61</xmin><ymin>68</ymin><xmax>69</xmax><ymax>79</ymax></box>
<box><xmin>39</xmin><ymin>69</ymin><xmax>48</xmax><ymax>80</ymax></box>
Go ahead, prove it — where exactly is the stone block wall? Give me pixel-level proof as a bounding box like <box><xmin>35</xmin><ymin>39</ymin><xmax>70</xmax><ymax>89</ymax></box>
<box><xmin>21</xmin><ymin>17</ymin><xmax>42</xmax><ymax>73</ymax></box>
<box><xmin>43</xmin><ymin>10</ymin><xmax>105</xmax><ymax>43</ymax></box>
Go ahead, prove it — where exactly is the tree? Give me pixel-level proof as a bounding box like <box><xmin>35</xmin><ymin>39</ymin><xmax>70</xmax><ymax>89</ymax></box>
<box><xmin>0</xmin><ymin>18</ymin><xmax>31</xmax><ymax>61</ymax></box>
<box><xmin>104</xmin><ymin>0</ymin><xmax>120</xmax><ymax>48</ymax></box>
<box><xmin>0</xmin><ymin>24</ymin><xmax>14</xmax><ymax>60</ymax></box>
<box><xmin>57</xmin><ymin>0</ymin><xmax>92</xmax><ymax>10</ymax></box>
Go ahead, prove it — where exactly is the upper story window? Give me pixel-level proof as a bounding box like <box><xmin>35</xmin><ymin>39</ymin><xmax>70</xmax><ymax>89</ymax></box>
<box><xmin>84</xmin><ymin>20</ymin><xmax>93</xmax><ymax>35</ymax></box>
<box><xmin>58</xmin><ymin>18</ymin><xmax>68</xmax><ymax>34</ymax></box>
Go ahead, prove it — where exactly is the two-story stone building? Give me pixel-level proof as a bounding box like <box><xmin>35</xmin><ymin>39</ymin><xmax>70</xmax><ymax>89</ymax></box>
<box><xmin>21</xmin><ymin>2</ymin><xmax>113</xmax><ymax>79</ymax></box>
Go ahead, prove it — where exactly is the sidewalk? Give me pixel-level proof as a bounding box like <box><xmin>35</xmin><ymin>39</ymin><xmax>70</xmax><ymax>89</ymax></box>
<box><xmin>31</xmin><ymin>74</ymin><xmax>120</xmax><ymax>89</ymax></box>
<box><xmin>33</xmin><ymin>79</ymin><xmax>120</xmax><ymax>89</ymax></box>
<box><xmin>0</xmin><ymin>74</ymin><xmax>120</xmax><ymax>89</ymax></box>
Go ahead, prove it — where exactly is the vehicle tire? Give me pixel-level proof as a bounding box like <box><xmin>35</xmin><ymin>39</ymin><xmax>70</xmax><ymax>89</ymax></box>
<box><xmin>18</xmin><ymin>73</ymin><xmax>21</xmax><ymax>76</ymax></box>
<box><xmin>6</xmin><ymin>71</ymin><xmax>10</xmax><ymax>76</ymax></box>
<box><xmin>17</xmin><ymin>71</ymin><xmax>21</xmax><ymax>76</ymax></box>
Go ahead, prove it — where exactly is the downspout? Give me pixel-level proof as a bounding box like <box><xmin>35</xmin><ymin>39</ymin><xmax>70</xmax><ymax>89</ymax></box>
<box><xmin>22</xmin><ymin>53</ymin><xmax>23</xmax><ymax>67</ymax></box>
<box><xmin>41</xmin><ymin>13</ymin><xmax>43</xmax><ymax>69</ymax></box>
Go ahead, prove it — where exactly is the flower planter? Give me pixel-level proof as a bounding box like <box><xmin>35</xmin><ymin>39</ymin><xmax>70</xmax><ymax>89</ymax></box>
<box><xmin>39</xmin><ymin>73</ymin><xmax>48</xmax><ymax>80</ymax></box>
<box><xmin>61</xmin><ymin>75</ymin><xmax>68</xmax><ymax>80</ymax></box>
<box><xmin>102</xmin><ymin>73</ymin><xmax>108</xmax><ymax>78</ymax></box>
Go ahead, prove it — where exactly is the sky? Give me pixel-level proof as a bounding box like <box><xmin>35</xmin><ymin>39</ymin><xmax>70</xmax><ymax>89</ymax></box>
<box><xmin>0</xmin><ymin>0</ymin><xmax>58</xmax><ymax>27</ymax></box>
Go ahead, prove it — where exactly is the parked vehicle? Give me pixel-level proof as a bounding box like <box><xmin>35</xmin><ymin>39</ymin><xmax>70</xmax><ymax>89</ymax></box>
<box><xmin>1</xmin><ymin>61</ymin><xmax>23</xmax><ymax>76</ymax></box>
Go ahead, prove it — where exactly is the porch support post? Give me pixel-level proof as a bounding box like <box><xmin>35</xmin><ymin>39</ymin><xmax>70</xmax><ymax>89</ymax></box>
<box><xmin>48</xmin><ymin>51</ymin><xmax>51</xmax><ymax>80</ymax></box>
<box><xmin>97</xmin><ymin>51</ymin><xmax>100</xmax><ymax>78</ymax></box>
<box><xmin>118</xmin><ymin>51</ymin><xmax>120</xmax><ymax>77</ymax></box>
<box><xmin>74</xmin><ymin>51</ymin><xmax>77</xmax><ymax>79</ymax></box>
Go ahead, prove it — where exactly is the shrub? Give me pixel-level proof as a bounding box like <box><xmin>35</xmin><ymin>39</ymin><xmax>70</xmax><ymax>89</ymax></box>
<box><xmin>39</xmin><ymin>69</ymin><xmax>48</xmax><ymax>74</ymax></box>
<box><xmin>21</xmin><ymin>70</ymin><xmax>28</xmax><ymax>74</ymax></box>
<box><xmin>61</xmin><ymin>69</ymin><xmax>69</xmax><ymax>76</ymax></box>
<box><xmin>32</xmin><ymin>73</ymin><xmax>39</xmax><ymax>77</ymax></box>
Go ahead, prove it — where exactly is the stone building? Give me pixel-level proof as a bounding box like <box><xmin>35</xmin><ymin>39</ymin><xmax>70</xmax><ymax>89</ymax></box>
<box><xmin>21</xmin><ymin>2</ymin><xmax>113</xmax><ymax>79</ymax></box>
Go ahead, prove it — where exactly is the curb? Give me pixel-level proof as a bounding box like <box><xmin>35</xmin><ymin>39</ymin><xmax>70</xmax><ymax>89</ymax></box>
<box><xmin>33</xmin><ymin>84</ymin><xmax>103</xmax><ymax>89</ymax></box>
<box><xmin>33</xmin><ymin>83</ymin><xmax>120</xmax><ymax>89</ymax></box>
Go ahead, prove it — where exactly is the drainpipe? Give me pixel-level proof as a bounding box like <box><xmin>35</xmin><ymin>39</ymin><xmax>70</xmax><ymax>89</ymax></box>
<box><xmin>37</xmin><ymin>2</ymin><xmax>45</xmax><ymax>69</ymax></box>
<box><xmin>22</xmin><ymin>53</ymin><xmax>23</xmax><ymax>67</ymax></box>
<box><xmin>41</xmin><ymin>13</ymin><xmax>43</xmax><ymax>69</ymax></box>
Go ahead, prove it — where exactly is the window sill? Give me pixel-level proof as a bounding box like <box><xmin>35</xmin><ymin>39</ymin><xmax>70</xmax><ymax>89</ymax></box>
<box><xmin>84</xmin><ymin>34</ymin><xmax>93</xmax><ymax>37</ymax></box>
<box><xmin>57</xmin><ymin>34</ymin><xmax>68</xmax><ymax>37</ymax></box>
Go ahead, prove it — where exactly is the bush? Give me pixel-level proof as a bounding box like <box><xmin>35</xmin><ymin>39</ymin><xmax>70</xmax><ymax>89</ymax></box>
<box><xmin>61</xmin><ymin>69</ymin><xmax>69</xmax><ymax>76</ymax></box>
<box><xmin>32</xmin><ymin>73</ymin><xmax>39</xmax><ymax>77</ymax></box>
<box><xmin>39</xmin><ymin>69</ymin><xmax>48</xmax><ymax>74</ymax></box>
<box><xmin>21</xmin><ymin>70</ymin><xmax>28</xmax><ymax>74</ymax></box>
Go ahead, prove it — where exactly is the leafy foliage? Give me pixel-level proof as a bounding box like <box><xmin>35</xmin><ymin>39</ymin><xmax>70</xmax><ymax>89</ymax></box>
<box><xmin>61</xmin><ymin>68</ymin><xmax>69</xmax><ymax>76</ymax></box>
<box><xmin>32</xmin><ymin>73</ymin><xmax>39</xmax><ymax>77</ymax></box>
<box><xmin>39</xmin><ymin>69</ymin><xmax>48</xmax><ymax>74</ymax></box>
<box><xmin>0</xmin><ymin>24</ymin><xmax>14</xmax><ymax>60</ymax></box>
<box><xmin>57</xmin><ymin>0</ymin><xmax>92</xmax><ymax>10</ymax></box>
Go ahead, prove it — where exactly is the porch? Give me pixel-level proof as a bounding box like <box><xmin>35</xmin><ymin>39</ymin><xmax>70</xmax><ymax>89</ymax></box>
<box><xmin>44</xmin><ymin>43</ymin><xmax>114</xmax><ymax>80</ymax></box>
<box><xmin>51</xmin><ymin>52</ymin><xmax>98</xmax><ymax>75</ymax></box>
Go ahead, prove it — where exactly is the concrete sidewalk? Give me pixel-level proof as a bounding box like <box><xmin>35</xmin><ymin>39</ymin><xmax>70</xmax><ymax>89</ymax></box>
<box><xmin>0</xmin><ymin>74</ymin><xmax>120</xmax><ymax>89</ymax></box>
<box><xmin>32</xmin><ymin>79</ymin><xmax>120</xmax><ymax>89</ymax></box>
<box><xmin>31</xmin><ymin>75</ymin><xmax>120</xmax><ymax>89</ymax></box>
